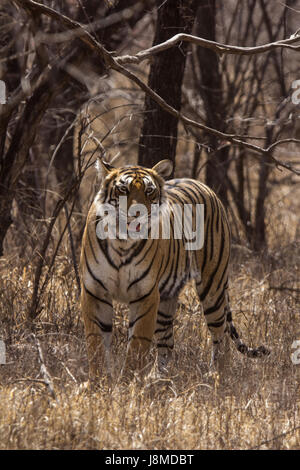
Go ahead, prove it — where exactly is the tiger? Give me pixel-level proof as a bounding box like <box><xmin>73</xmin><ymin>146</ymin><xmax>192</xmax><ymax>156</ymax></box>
<box><xmin>80</xmin><ymin>158</ymin><xmax>270</xmax><ymax>381</ymax></box>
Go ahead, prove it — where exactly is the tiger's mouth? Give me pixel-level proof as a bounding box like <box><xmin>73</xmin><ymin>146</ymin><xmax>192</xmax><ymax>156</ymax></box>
<box><xmin>127</xmin><ymin>221</ymin><xmax>141</xmax><ymax>232</ymax></box>
<box><xmin>114</xmin><ymin>208</ymin><xmax>159</xmax><ymax>237</ymax></box>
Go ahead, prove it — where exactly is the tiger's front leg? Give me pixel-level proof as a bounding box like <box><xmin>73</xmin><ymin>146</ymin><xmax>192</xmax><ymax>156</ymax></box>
<box><xmin>155</xmin><ymin>298</ymin><xmax>177</xmax><ymax>372</ymax></box>
<box><xmin>81</xmin><ymin>287</ymin><xmax>114</xmax><ymax>384</ymax></box>
<box><xmin>122</xmin><ymin>286</ymin><xmax>160</xmax><ymax>379</ymax></box>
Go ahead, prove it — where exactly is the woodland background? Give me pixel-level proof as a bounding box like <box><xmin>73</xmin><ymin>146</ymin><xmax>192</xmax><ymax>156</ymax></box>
<box><xmin>0</xmin><ymin>0</ymin><xmax>299</xmax><ymax>450</ymax></box>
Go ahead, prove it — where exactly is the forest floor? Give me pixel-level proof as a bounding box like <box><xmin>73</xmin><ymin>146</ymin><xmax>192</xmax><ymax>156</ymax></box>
<box><xmin>0</xmin><ymin>176</ymin><xmax>299</xmax><ymax>450</ymax></box>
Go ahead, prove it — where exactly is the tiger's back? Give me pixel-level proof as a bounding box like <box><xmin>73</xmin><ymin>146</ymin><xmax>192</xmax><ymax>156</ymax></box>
<box><xmin>160</xmin><ymin>178</ymin><xmax>230</xmax><ymax>302</ymax></box>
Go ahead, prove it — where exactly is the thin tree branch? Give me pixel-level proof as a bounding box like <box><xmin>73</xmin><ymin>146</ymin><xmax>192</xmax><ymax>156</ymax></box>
<box><xmin>34</xmin><ymin>2</ymin><xmax>147</xmax><ymax>45</ymax></box>
<box><xmin>115</xmin><ymin>31</ymin><xmax>300</xmax><ymax>65</ymax></box>
<box><xmin>64</xmin><ymin>203</ymin><xmax>81</xmax><ymax>294</ymax></box>
<box><xmin>250</xmin><ymin>425</ymin><xmax>300</xmax><ymax>449</ymax></box>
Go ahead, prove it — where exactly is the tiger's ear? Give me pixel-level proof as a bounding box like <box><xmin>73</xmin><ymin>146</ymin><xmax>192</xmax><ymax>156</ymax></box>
<box><xmin>152</xmin><ymin>159</ymin><xmax>173</xmax><ymax>179</ymax></box>
<box><xmin>95</xmin><ymin>157</ymin><xmax>115</xmax><ymax>178</ymax></box>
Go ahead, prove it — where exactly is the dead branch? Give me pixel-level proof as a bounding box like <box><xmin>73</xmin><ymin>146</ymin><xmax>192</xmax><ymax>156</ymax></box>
<box><xmin>115</xmin><ymin>31</ymin><xmax>300</xmax><ymax>65</ymax></box>
<box><xmin>20</xmin><ymin>1</ymin><xmax>300</xmax><ymax>62</ymax></box>
<box><xmin>29</xmin><ymin>179</ymin><xmax>80</xmax><ymax>320</ymax></box>
<box><xmin>34</xmin><ymin>2</ymin><xmax>147</xmax><ymax>46</ymax></box>
<box><xmin>15</xmin><ymin>0</ymin><xmax>300</xmax><ymax>175</ymax></box>
<box><xmin>109</xmin><ymin>63</ymin><xmax>300</xmax><ymax>175</ymax></box>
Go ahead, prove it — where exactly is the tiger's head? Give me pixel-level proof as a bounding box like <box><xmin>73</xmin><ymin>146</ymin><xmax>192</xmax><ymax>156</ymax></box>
<box><xmin>95</xmin><ymin>159</ymin><xmax>173</xmax><ymax>239</ymax></box>
<box><xmin>96</xmin><ymin>158</ymin><xmax>173</xmax><ymax>208</ymax></box>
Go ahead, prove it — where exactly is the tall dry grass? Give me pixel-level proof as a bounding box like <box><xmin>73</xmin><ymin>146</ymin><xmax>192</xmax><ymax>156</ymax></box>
<box><xmin>0</xmin><ymin>175</ymin><xmax>299</xmax><ymax>450</ymax></box>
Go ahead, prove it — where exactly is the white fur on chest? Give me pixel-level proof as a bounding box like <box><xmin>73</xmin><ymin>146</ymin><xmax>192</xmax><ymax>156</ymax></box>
<box><xmin>104</xmin><ymin>241</ymin><xmax>147</xmax><ymax>303</ymax></box>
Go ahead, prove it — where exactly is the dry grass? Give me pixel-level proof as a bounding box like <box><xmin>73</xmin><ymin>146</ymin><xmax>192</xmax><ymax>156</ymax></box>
<box><xmin>0</xmin><ymin>179</ymin><xmax>299</xmax><ymax>450</ymax></box>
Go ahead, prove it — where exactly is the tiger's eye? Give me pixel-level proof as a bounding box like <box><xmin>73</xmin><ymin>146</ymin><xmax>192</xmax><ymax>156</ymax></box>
<box><xmin>145</xmin><ymin>186</ymin><xmax>155</xmax><ymax>196</ymax></box>
<box><xmin>117</xmin><ymin>184</ymin><xmax>127</xmax><ymax>194</ymax></box>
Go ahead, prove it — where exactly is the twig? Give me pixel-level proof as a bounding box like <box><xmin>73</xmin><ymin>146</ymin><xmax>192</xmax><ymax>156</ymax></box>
<box><xmin>31</xmin><ymin>334</ymin><xmax>56</xmax><ymax>400</ymax></box>
<box><xmin>59</xmin><ymin>361</ymin><xmax>77</xmax><ymax>384</ymax></box>
<box><xmin>269</xmin><ymin>286</ymin><xmax>300</xmax><ymax>293</ymax></box>
<box><xmin>8</xmin><ymin>378</ymin><xmax>53</xmax><ymax>385</ymax></box>
<box><xmin>29</xmin><ymin>192</ymin><xmax>72</xmax><ymax>319</ymax></box>
<box><xmin>250</xmin><ymin>425</ymin><xmax>300</xmax><ymax>449</ymax></box>
<box><xmin>64</xmin><ymin>203</ymin><xmax>81</xmax><ymax>294</ymax></box>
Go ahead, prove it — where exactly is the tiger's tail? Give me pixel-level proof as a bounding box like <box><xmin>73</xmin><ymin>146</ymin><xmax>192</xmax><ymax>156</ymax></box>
<box><xmin>226</xmin><ymin>309</ymin><xmax>270</xmax><ymax>358</ymax></box>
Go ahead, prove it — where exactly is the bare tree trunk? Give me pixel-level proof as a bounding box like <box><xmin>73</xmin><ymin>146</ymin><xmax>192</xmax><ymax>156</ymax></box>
<box><xmin>194</xmin><ymin>0</ymin><xmax>230</xmax><ymax>206</ymax></box>
<box><xmin>253</xmin><ymin>127</ymin><xmax>273</xmax><ymax>250</ymax></box>
<box><xmin>138</xmin><ymin>0</ymin><xmax>197</xmax><ymax>172</ymax></box>
<box><xmin>0</xmin><ymin>75</ymin><xmax>61</xmax><ymax>255</ymax></box>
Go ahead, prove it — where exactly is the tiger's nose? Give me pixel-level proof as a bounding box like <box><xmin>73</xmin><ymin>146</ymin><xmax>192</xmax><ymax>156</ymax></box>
<box><xmin>132</xmin><ymin>180</ymin><xmax>142</xmax><ymax>190</ymax></box>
